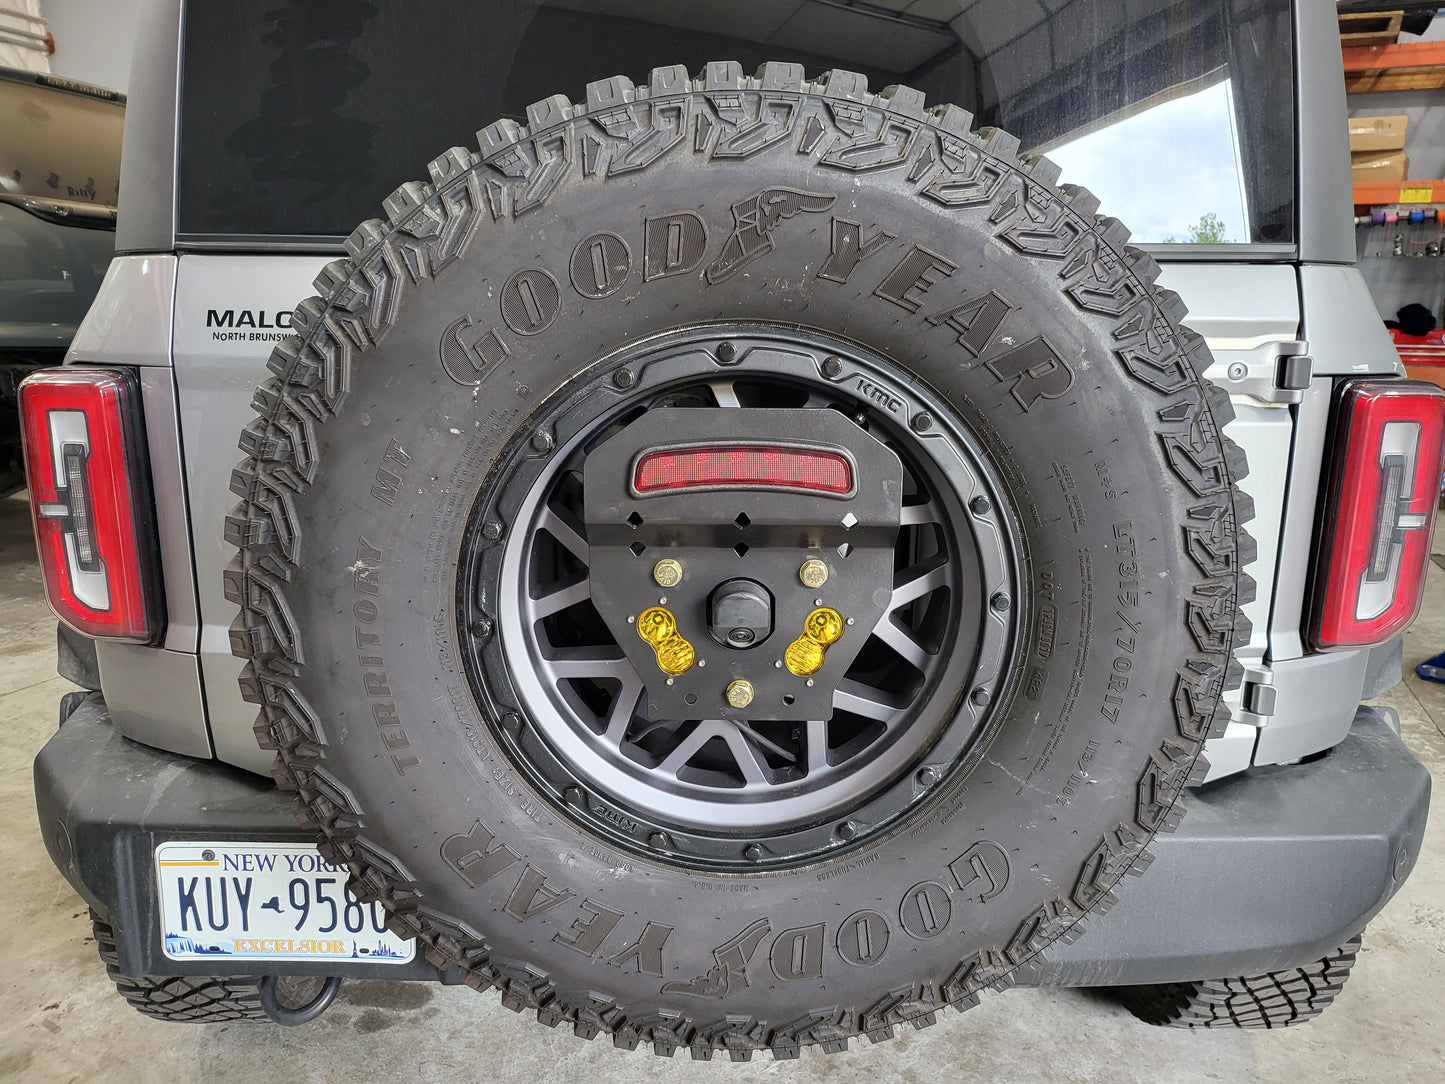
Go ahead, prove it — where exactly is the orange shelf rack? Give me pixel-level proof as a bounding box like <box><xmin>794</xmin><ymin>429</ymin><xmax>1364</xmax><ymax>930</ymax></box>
<box><xmin>1353</xmin><ymin>180</ymin><xmax>1445</xmax><ymax>206</ymax></box>
<box><xmin>1344</xmin><ymin>41</ymin><xmax>1445</xmax><ymax>91</ymax></box>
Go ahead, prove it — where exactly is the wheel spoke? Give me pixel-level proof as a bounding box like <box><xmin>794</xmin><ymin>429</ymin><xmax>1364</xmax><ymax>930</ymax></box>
<box><xmin>546</xmin><ymin>647</ymin><xmax>631</xmax><ymax>681</ymax></box>
<box><xmin>899</xmin><ymin>500</ymin><xmax>943</xmax><ymax>527</ymax></box>
<box><xmin>834</xmin><ymin>679</ymin><xmax>905</xmax><ymax>727</ymax></box>
<box><xmin>734</xmin><ymin>722</ymin><xmax>797</xmax><ymax>765</ymax></box>
<box><xmin>707</xmin><ymin>380</ymin><xmax>743</xmax><ymax>408</ymax></box>
<box><xmin>890</xmin><ymin>555</ymin><xmax>951</xmax><ymax>609</ymax></box>
<box><xmin>721</xmin><ymin>726</ymin><xmax>769</xmax><ymax>785</ymax></box>
<box><xmin>532</xmin><ymin>575</ymin><xmax>590</xmax><ymax>618</ymax></box>
<box><xmin>806</xmin><ymin>719</ymin><xmax>829</xmax><ymax>772</ymax></box>
<box><xmin>603</xmin><ymin>680</ymin><xmax>643</xmax><ymax>743</ymax></box>
<box><xmin>870</xmin><ymin>614</ymin><xmax>933</xmax><ymax>670</ymax></box>
<box><xmin>658</xmin><ymin>721</ymin><xmax>725</xmax><ymax>775</ymax></box>
<box><xmin>536</xmin><ymin>505</ymin><xmax>589</xmax><ymax>562</ymax></box>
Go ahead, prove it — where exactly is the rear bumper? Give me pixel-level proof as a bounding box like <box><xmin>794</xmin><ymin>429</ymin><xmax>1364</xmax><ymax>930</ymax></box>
<box><xmin>34</xmin><ymin>694</ymin><xmax>445</xmax><ymax>981</ymax></box>
<box><xmin>36</xmin><ymin>696</ymin><xmax>1428</xmax><ymax>985</ymax></box>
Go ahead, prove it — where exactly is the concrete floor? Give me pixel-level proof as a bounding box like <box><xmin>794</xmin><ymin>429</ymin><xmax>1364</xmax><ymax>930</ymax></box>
<box><xmin>2</xmin><ymin>484</ymin><xmax>1443</xmax><ymax>1083</ymax></box>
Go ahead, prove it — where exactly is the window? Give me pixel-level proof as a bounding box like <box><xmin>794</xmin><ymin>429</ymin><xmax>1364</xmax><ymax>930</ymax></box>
<box><xmin>176</xmin><ymin>0</ymin><xmax>1295</xmax><ymax>246</ymax></box>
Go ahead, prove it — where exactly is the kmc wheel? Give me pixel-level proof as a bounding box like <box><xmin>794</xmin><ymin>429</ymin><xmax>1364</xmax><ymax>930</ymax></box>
<box><xmin>229</xmin><ymin>63</ymin><xmax>1252</xmax><ymax>1058</ymax></box>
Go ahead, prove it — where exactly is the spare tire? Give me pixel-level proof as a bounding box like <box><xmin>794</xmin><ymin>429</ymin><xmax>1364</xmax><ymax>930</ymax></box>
<box><xmin>228</xmin><ymin>63</ymin><xmax>1252</xmax><ymax>1059</ymax></box>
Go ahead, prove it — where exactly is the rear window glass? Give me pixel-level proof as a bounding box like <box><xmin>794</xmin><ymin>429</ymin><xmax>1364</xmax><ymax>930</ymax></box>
<box><xmin>177</xmin><ymin>0</ymin><xmax>1295</xmax><ymax>246</ymax></box>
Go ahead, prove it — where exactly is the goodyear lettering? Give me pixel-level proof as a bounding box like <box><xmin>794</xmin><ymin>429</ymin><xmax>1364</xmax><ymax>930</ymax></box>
<box><xmin>873</xmin><ymin>244</ymin><xmax>957</xmax><ymax>313</ymax></box>
<box><xmin>817</xmin><ymin>217</ymin><xmax>896</xmax><ymax>284</ymax></box>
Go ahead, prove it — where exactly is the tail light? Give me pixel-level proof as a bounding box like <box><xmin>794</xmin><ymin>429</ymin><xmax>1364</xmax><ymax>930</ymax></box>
<box><xmin>632</xmin><ymin>444</ymin><xmax>854</xmax><ymax>496</ymax></box>
<box><xmin>18</xmin><ymin>368</ymin><xmax>161</xmax><ymax>642</ymax></box>
<box><xmin>1310</xmin><ymin>379</ymin><xmax>1445</xmax><ymax>650</ymax></box>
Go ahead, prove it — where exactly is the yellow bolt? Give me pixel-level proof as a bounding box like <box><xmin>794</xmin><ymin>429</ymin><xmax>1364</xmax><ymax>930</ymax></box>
<box><xmin>637</xmin><ymin>606</ymin><xmax>695</xmax><ymax>676</ymax></box>
<box><xmin>652</xmin><ymin>559</ymin><xmax>682</xmax><ymax>588</ymax></box>
<box><xmin>785</xmin><ymin>607</ymin><xmax>845</xmax><ymax>677</ymax></box>
<box><xmin>799</xmin><ymin>558</ymin><xmax>829</xmax><ymax>589</ymax></box>
<box><xmin>726</xmin><ymin>679</ymin><xmax>755</xmax><ymax>709</ymax></box>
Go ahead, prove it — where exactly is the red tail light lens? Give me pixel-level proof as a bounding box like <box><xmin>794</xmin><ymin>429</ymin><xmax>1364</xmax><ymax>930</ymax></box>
<box><xmin>632</xmin><ymin>444</ymin><xmax>854</xmax><ymax>496</ymax></box>
<box><xmin>18</xmin><ymin>368</ymin><xmax>160</xmax><ymax>642</ymax></box>
<box><xmin>1311</xmin><ymin>380</ymin><xmax>1445</xmax><ymax>650</ymax></box>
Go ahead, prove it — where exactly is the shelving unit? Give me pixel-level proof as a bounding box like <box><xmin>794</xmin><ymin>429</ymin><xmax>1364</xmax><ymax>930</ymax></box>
<box><xmin>1343</xmin><ymin>40</ymin><xmax>1445</xmax><ymax>92</ymax></box>
<box><xmin>1354</xmin><ymin>179</ymin><xmax>1445</xmax><ymax>206</ymax></box>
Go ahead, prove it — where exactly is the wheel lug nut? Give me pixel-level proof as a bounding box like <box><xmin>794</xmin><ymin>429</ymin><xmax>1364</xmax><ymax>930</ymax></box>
<box><xmin>743</xmin><ymin>843</ymin><xmax>764</xmax><ymax>862</ymax></box>
<box><xmin>726</xmin><ymin>680</ymin><xmax>755</xmax><ymax>709</ymax></box>
<box><xmin>798</xmin><ymin>559</ymin><xmax>828</xmax><ymax>589</ymax></box>
<box><xmin>652</xmin><ymin>559</ymin><xmax>683</xmax><ymax>588</ymax></box>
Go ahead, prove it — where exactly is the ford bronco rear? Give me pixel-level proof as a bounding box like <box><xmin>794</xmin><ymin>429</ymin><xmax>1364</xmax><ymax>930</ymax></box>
<box><xmin>23</xmin><ymin>0</ymin><xmax>1434</xmax><ymax>1047</ymax></box>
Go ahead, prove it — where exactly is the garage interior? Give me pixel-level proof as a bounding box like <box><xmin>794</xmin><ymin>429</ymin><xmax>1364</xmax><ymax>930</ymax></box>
<box><xmin>4</xmin><ymin>1</ymin><xmax>1445</xmax><ymax>1078</ymax></box>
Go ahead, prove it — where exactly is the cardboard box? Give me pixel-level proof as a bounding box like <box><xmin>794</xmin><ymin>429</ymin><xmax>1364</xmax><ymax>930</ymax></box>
<box><xmin>1352</xmin><ymin>149</ymin><xmax>1410</xmax><ymax>184</ymax></box>
<box><xmin>1348</xmin><ymin>115</ymin><xmax>1408</xmax><ymax>152</ymax></box>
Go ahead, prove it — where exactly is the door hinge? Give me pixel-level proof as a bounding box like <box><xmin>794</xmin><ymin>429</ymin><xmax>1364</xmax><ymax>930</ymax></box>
<box><xmin>1238</xmin><ymin>664</ymin><xmax>1277</xmax><ymax>726</ymax></box>
<box><xmin>1211</xmin><ymin>340</ymin><xmax>1313</xmax><ymax>405</ymax></box>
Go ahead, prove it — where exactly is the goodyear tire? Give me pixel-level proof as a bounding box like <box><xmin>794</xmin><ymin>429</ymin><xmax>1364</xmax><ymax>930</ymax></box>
<box><xmin>228</xmin><ymin>64</ymin><xmax>1253</xmax><ymax>1059</ymax></box>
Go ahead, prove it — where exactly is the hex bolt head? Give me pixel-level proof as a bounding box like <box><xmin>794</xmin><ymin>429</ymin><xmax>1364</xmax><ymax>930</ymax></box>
<box><xmin>821</xmin><ymin>356</ymin><xmax>844</xmax><ymax>379</ymax></box>
<box><xmin>716</xmin><ymin>342</ymin><xmax>737</xmax><ymax>364</ymax></box>
<box><xmin>835</xmin><ymin>821</ymin><xmax>858</xmax><ymax>841</ymax></box>
<box><xmin>481</xmin><ymin>521</ymin><xmax>503</xmax><ymax>541</ymax></box>
<box><xmin>530</xmin><ymin>429</ymin><xmax>555</xmax><ymax>454</ymax></box>
<box><xmin>652</xmin><ymin>559</ymin><xmax>683</xmax><ymax>588</ymax></box>
<box><xmin>798</xmin><ymin>558</ymin><xmax>829</xmax><ymax>589</ymax></box>
<box><xmin>648</xmin><ymin>831</ymin><xmax>671</xmax><ymax>850</ymax></box>
<box><xmin>613</xmin><ymin>367</ymin><xmax>636</xmax><ymax>389</ymax></box>
<box><xmin>470</xmin><ymin>615</ymin><xmax>494</xmax><ymax>640</ymax></box>
<box><xmin>1227</xmin><ymin>361</ymin><xmax>1249</xmax><ymax>381</ymax></box>
<box><xmin>970</xmin><ymin>495</ymin><xmax>992</xmax><ymax>516</ymax></box>
<box><xmin>563</xmin><ymin>785</ymin><xmax>583</xmax><ymax>805</ymax></box>
<box><xmin>499</xmin><ymin>711</ymin><xmax>522</xmax><ymax>732</ymax></box>
<box><xmin>743</xmin><ymin>843</ymin><xmax>764</xmax><ymax>862</ymax></box>
<box><xmin>726</xmin><ymin>679</ymin><xmax>755</xmax><ymax>709</ymax></box>
<box><xmin>990</xmin><ymin>592</ymin><xmax>1011</xmax><ymax>613</ymax></box>
<box><xmin>916</xmin><ymin>766</ymin><xmax>939</xmax><ymax>786</ymax></box>
<box><xmin>970</xmin><ymin>687</ymin><xmax>991</xmax><ymax>707</ymax></box>
<box><xmin>910</xmin><ymin>411</ymin><xmax>933</xmax><ymax>433</ymax></box>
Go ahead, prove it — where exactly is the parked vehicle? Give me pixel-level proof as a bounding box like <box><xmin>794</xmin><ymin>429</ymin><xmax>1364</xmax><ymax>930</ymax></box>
<box><xmin>0</xmin><ymin>67</ymin><xmax>121</xmax><ymax>495</ymax></box>
<box><xmin>22</xmin><ymin>0</ymin><xmax>1435</xmax><ymax>1051</ymax></box>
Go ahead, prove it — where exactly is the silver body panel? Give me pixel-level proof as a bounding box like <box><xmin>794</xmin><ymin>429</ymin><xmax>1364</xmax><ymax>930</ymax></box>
<box><xmin>172</xmin><ymin>256</ymin><xmax>328</xmax><ymax>772</ymax></box>
<box><xmin>1158</xmin><ymin>263</ymin><xmax>1301</xmax><ymax>783</ymax></box>
<box><xmin>95</xmin><ymin>639</ymin><xmax>211</xmax><ymax>759</ymax></box>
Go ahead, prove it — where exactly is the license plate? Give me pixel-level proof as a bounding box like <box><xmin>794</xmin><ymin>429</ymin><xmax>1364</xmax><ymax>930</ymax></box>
<box><xmin>155</xmin><ymin>841</ymin><xmax>416</xmax><ymax>963</ymax></box>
